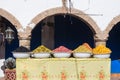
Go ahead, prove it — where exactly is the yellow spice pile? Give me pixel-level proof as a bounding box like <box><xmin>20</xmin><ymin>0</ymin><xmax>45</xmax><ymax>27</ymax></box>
<box><xmin>73</xmin><ymin>43</ymin><xmax>92</xmax><ymax>53</ymax></box>
<box><xmin>32</xmin><ymin>45</ymin><xmax>51</xmax><ymax>53</ymax></box>
<box><xmin>92</xmin><ymin>44</ymin><xmax>111</xmax><ymax>54</ymax></box>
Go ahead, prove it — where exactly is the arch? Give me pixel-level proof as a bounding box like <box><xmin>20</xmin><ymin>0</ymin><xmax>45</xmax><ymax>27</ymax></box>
<box><xmin>104</xmin><ymin>15</ymin><xmax>120</xmax><ymax>34</ymax></box>
<box><xmin>28</xmin><ymin>7</ymin><xmax>101</xmax><ymax>34</ymax></box>
<box><xmin>0</xmin><ymin>8</ymin><xmax>23</xmax><ymax>30</ymax></box>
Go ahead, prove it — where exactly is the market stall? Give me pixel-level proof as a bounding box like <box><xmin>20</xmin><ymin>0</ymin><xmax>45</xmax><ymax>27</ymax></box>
<box><xmin>16</xmin><ymin>58</ymin><xmax>110</xmax><ymax>80</ymax></box>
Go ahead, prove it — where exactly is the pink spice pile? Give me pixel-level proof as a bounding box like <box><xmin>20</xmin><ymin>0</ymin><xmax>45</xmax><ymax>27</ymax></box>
<box><xmin>52</xmin><ymin>46</ymin><xmax>72</xmax><ymax>53</ymax></box>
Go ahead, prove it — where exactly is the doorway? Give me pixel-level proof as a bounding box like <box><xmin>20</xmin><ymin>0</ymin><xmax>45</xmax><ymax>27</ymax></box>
<box><xmin>0</xmin><ymin>16</ymin><xmax>19</xmax><ymax>59</ymax></box>
<box><xmin>30</xmin><ymin>14</ymin><xmax>94</xmax><ymax>50</ymax></box>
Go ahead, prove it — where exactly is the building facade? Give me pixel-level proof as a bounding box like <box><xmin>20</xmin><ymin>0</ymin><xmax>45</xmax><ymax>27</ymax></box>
<box><xmin>0</xmin><ymin>0</ymin><xmax>120</xmax><ymax>77</ymax></box>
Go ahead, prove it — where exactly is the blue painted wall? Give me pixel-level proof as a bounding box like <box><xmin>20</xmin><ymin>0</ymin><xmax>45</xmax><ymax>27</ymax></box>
<box><xmin>111</xmin><ymin>60</ymin><xmax>120</xmax><ymax>73</ymax></box>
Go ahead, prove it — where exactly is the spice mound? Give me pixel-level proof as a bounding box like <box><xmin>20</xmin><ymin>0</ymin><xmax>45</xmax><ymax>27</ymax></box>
<box><xmin>32</xmin><ymin>45</ymin><xmax>51</xmax><ymax>53</ymax></box>
<box><xmin>52</xmin><ymin>46</ymin><xmax>72</xmax><ymax>53</ymax></box>
<box><xmin>92</xmin><ymin>44</ymin><xmax>111</xmax><ymax>54</ymax></box>
<box><xmin>73</xmin><ymin>43</ymin><xmax>92</xmax><ymax>53</ymax></box>
<box><xmin>13</xmin><ymin>46</ymin><xmax>30</xmax><ymax>52</ymax></box>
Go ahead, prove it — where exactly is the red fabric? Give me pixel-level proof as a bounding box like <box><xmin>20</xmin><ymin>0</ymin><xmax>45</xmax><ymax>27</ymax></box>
<box><xmin>5</xmin><ymin>70</ymin><xmax>16</xmax><ymax>80</ymax></box>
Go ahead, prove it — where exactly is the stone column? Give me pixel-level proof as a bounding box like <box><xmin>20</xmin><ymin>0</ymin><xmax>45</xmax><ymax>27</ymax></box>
<box><xmin>94</xmin><ymin>38</ymin><xmax>107</xmax><ymax>46</ymax></box>
<box><xmin>94</xmin><ymin>32</ymin><xmax>109</xmax><ymax>46</ymax></box>
<box><xmin>18</xmin><ymin>36</ymin><xmax>31</xmax><ymax>49</ymax></box>
<box><xmin>18</xmin><ymin>27</ymin><xmax>32</xmax><ymax>49</ymax></box>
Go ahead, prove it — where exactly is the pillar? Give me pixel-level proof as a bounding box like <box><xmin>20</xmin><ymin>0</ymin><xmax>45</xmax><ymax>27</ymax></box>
<box><xmin>94</xmin><ymin>32</ymin><xmax>109</xmax><ymax>46</ymax></box>
<box><xmin>18</xmin><ymin>36</ymin><xmax>31</xmax><ymax>49</ymax></box>
<box><xmin>18</xmin><ymin>27</ymin><xmax>31</xmax><ymax>49</ymax></box>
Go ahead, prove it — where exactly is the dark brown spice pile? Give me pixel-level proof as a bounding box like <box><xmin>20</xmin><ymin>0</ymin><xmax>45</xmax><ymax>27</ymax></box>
<box><xmin>13</xmin><ymin>46</ymin><xmax>30</xmax><ymax>52</ymax></box>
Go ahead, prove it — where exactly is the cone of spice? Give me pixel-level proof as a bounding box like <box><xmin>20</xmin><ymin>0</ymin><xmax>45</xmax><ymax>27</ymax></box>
<box><xmin>92</xmin><ymin>44</ymin><xmax>111</xmax><ymax>54</ymax></box>
<box><xmin>73</xmin><ymin>43</ymin><xmax>92</xmax><ymax>53</ymax></box>
<box><xmin>52</xmin><ymin>46</ymin><xmax>72</xmax><ymax>53</ymax></box>
<box><xmin>32</xmin><ymin>45</ymin><xmax>51</xmax><ymax>53</ymax></box>
<box><xmin>13</xmin><ymin>46</ymin><xmax>30</xmax><ymax>52</ymax></box>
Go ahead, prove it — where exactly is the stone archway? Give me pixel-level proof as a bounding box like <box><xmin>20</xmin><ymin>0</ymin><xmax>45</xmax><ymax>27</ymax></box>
<box><xmin>26</xmin><ymin>7</ymin><xmax>102</xmax><ymax>48</ymax></box>
<box><xmin>104</xmin><ymin>15</ymin><xmax>120</xmax><ymax>34</ymax></box>
<box><xmin>0</xmin><ymin>8</ymin><xmax>22</xmax><ymax>59</ymax></box>
<box><xmin>28</xmin><ymin>7</ymin><xmax>101</xmax><ymax>34</ymax></box>
<box><xmin>0</xmin><ymin>8</ymin><xmax>22</xmax><ymax>30</ymax></box>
